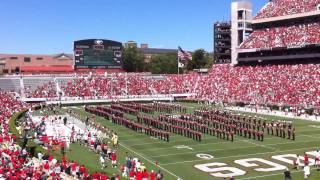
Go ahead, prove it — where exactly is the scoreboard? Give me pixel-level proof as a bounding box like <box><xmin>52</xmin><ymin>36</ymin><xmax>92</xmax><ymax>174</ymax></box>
<box><xmin>74</xmin><ymin>39</ymin><xmax>123</xmax><ymax>69</ymax></box>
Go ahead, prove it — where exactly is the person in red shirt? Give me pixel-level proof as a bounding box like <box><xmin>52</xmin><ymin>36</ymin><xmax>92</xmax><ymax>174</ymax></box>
<box><xmin>92</xmin><ymin>172</ymin><xmax>99</xmax><ymax>180</ymax></box>
<box><xmin>71</xmin><ymin>161</ymin><xmax>77</xmax><ymax>177</ymax></box>
<box><xmin>129</xmin><ymin>168</ymin><xmax>135</xmax><ymax>180</ymax></box>
<box><xmin>84</xmin><ymin>172</ymin><xmax>90</xmax><ymax>179</ymax></box>
<box><xmin>150</xmin><ymin>170</ymin><xmax>156</xmax><ymax>180</ymax></box>
<box><xmin>48</xmin><ymin>155</ymin><xmax>54</xmax><ymax>162</ymax></box>
<box><xmin>100</xmin><ymin>173</ymin><xmax>108</xmax><ymax>180</ymax></box>
<box><xmin>60</xmin><ymin>141</ymin><xmax>65</xmax><ymax>156</ymax></box>
<box><xmin>80</xmin><ymin>164</ymin><xmax>86</xmax><ymax>178</ymax></box>
<box><xmin>111</xmin><ymin>151</ymin><xmax>117</xmax><ymax>168</ymax></box>
<box><xmin>44</xmin><ymin>161</ymin><xmax>50</xmax><ymax>173</ymax></box>
<box><xmin>142</xmin><ymin>169</ymin><xmax>149</xmax><ymax>180</ymax></box>
<box><xmin>304</xmin><ymin>153</ymin><xmax>309</xmax><ymax>165</ymax></box>
<box><xmin>136</xmin><ymin>170</ymin><xmax>143</xmax><ymax>180</ymax></box>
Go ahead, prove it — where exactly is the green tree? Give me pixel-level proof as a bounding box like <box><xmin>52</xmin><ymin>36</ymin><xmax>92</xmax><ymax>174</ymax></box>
<box><xmin>148</xmin><ymin>53</ymin><xmax>178</xmax><ymax>74</ymax></box>
<box><xmin>204</xmin><ymin>52</ymin><xmax>214</xmax><ymax>68</ymax></box>
<box><xmin>122</xmin><ymin>46</ymin><xmax>145</xmax><ymax>72</ymax></box>
<box><xmin>186</xmin><ymin>49</ymin><xmax>210</xmax><ymax>70</ymax></box>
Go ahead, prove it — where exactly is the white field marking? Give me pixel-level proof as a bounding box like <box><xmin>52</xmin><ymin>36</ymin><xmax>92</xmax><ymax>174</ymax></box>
<box><xmin>151</xmin><ymin>139</ymin><xmax>316</xmax><ymax>158</ymax></box>
<box><xmin>301</xmin><ymin>134</ymin><xmax>320</xmax><ymax>139</ymax></box>
<box><xmin>237</xmin><ymin>167</ymin><xmax>317</xmax><ymax>180</ymax></box>
<box><xmin>133</xmin><ymin>135</ymin><xmax>284</xmax><ymax>151</ymax></box>
<box><xmin>122</xmin><ymin>129</ymin><xmax>320</xmax><ymax>146</ymax></box>
<box><xmin>121</xmin><ymin>133</ymin><xmax>146</xmax><ymax>141</ymax></box>
<box><xmin>119</xmin><ymin>142</ymin><xmax>182</xmax><ymax>179</ymax></box>
<box><xmin>161</xmin><ymin>146</ymin><xmax>319</xmax><ymax>166</ymax></box>
<box><xmin>239</xmin><ymin>139</ymin><xmax>278</xmax><ymax>152</ymax></box>
<box><xmin>133</xmin><ymin>140</ymin><xmax>240</xmax><ymax>151</ymax></box>
<box><xmin>309</xmin><ymin>125</ymin><xmax>320</xmax><ymax>129</ymax></box>
<box><xmin>196</xmin><ymin>154</ymin><xmax>214</xmax><ymax>160</ymax></box>
<box><xmin>125</xmin><ymin>135</ymin><xmax>277</xmax><ymax>147</ymax></box>
<box><xmin>122</xmin><ymin>138</ymin><xmax>198</xmax><ymax>145</ymax></box>
<box><xmin>138</xmin><ymin>134</ymin><xmax>318</xmax><ymax>154</ymax></box>
<box><xmin>126</xmin><ymin>135</ymin><xmax>305</xmax><ymax>152</ymax></box>
<box><xmin>66</xmin><ymin>106</ymin><xmax>81</xmax><ymax>109</ymax></box>
<box><xmin>174</xmin><ymin>145</ymin><xmax>193</xmax><ymax>150</ymax></box>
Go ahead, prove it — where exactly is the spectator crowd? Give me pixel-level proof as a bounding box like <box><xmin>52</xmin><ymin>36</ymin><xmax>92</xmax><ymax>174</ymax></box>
<box><xmin>241</xmin><ymin>22</ymin><xmax>320</xmax><ymax>49</ymax></box>
<box><xmin>19</xmin><ymin>63</ymin><xmax>320</xmax><ymax>109</ymax></box>
<box><xmin>254</xmin><ymin>0</ymin><xmax>320</xmax><ymax>20</ymax></box>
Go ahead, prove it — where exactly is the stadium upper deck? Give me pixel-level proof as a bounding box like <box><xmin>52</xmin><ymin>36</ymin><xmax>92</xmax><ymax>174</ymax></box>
<box><xmin>254</xmin><ymin>0</ymin><xmax>320</xmax><ymax>20</ymax></box>
<box><xmin>237</xmin><ymin>0</ymin><xmax>320</xmax><ymax>64</ymax></box>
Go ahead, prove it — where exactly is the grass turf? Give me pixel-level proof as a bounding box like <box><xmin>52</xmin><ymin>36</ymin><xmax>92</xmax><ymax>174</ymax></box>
<box><xmin>41</xmin><ymin>103</ymin><xmax>320</xmax><ymax>180</ymax></box>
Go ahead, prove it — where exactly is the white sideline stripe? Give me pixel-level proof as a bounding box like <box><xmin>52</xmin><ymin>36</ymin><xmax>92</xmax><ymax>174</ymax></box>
<box><xmin>161</xmin><ymin>146</ymin><xmax>318</xmax><ymax>166</ymax></box>
<box><xmin>119</xmin><ymin>142</ymin><xmax>181</xmax><ymax>179</ymax></box>
<box><xmin>152</xmin><ymin>139</ymin><xmax>317</xmax><ymax>158</ymax></box>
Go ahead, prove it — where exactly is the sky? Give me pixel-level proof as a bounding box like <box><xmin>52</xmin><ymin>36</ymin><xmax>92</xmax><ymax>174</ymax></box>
<box><xmin>0</xmin><ymin>0</ymin><xmax>267</xmax><ymax>54</ymax></box>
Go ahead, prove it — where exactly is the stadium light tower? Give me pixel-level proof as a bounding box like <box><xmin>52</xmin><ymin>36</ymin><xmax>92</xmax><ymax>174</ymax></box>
<box><xmin>231</xmin><ymin>0</ymin><xmax>253</xmax><ymax>65</ymax></box>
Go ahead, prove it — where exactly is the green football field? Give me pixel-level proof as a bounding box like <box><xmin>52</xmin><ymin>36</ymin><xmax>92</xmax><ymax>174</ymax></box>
<box><xmin>43</xmin><ymin>102</ymin><xmax>320</xmax><ymax>180</ymax></box>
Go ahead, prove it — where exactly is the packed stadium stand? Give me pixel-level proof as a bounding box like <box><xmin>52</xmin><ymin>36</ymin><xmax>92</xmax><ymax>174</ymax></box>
<box><xmin>254</xmin><ymin>0</ymin><xmax>320</xmax><ymax>20</ymax></box>
<box><xmin>238</xmin><ymin>0</ymin><xmax>320</xmax><ymax>65</ymax></box>
<box><xmin>23</xmin><ymin>77</ymin><xmax>58</xmax><ymax>98</ymax></box>
<box><xmin>1</xmin><ymin>63</ymin><xmax>318</xmax><ymax>108</ymax></box>
<box><xmin>193</xmin><ymin>64</ymin><xmax>320</xmax><ymax>107</ymax></box>
<box><xmin>240</xmin><ymin>21</ymin><xmax>320</xmax><ymax>49</ymax></box>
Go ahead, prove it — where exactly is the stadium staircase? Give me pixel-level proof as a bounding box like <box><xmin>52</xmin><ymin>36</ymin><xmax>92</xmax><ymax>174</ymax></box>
<box><xmin>54</xmin><ymin>77</ymin><xmax>62</xmax><ymax>97</ymax></box>
<box><xmin>55</xmin><ymin>77</ymin><xmax>75</xmax><ymax>97</ymax></box>
<box><xmin>20</xmin><ymin>78</ymin><xmax>25</xmax><ymax>98</ymax></box>
<box><xmin>192</xmin><ymin>76</ymin><xmax>200</xmax><ymax>95</ymax></box>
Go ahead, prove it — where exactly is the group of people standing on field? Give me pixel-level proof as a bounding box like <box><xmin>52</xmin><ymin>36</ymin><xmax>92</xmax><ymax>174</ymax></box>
<box><xmin>266</xmin><ymin>120</ymin><xmax>296</xmax><ymax>140</ymax></box>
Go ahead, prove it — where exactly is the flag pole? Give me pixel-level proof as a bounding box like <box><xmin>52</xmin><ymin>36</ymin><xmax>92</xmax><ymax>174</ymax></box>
<box><xmin>177</xmin><ymin>56</ymin><xmax>180</xmax><ymax>74</ymax></box>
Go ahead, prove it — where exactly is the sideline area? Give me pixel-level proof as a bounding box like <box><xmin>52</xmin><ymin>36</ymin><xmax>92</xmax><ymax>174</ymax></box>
<box><xmin>227</xmin><ymin>106</ymin><xmax>320</xmax><ymax>122</ymax></box>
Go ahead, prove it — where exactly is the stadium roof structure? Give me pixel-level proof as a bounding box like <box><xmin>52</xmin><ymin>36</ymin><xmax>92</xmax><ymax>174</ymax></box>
<box><xmin>52</xmin><ymin>53</ymin><xmax>73</xmax><ymax>59</ymax></box>
<box><xmin>21</xmin><ymin>65</ymin><xmax>73</xmax><ymax>73</ymax></box>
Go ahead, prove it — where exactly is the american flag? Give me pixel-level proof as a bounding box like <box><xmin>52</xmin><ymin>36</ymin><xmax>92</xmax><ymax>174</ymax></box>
<box><xmin>178</xmin><ymin>46</ymin><xmax>192</xmax><ymax>61</ymax></box>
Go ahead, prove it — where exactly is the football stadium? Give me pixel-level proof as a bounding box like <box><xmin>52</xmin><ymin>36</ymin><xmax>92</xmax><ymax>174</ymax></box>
<box><xmin>1</xmin><ymin>0</ymin><xmax>320</xmax><ymax>180</ymax></box>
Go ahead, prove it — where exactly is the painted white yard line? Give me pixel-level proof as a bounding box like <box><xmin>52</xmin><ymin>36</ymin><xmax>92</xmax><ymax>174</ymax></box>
<box><xmin>161</xmin><ymin>146</ymin><xmax>319</xmax><ymax>166</ymax></box>
<box><xmin>142</xmin><ymin>140</ymin><xmax>242</xmax><ymax>151</ymax></box>
<box><xmin>127</xmin><ymin>134</ymin><xmax>309</xmax><ymax>152</ymax></box>
<box><xmin>119</xmin><ymin>142</ymin><xmax>182</xmax><ymax>180</ymax></box>
<box><xmin>301</xmin><ymin>134</ymin><xmax>320</xmax><ymax>140</ymax></box>
<box><xmin>239</xmin><ymin>139</ymin><xmax>278</xmax><ymax>152</ymax></box>
<box><xmin>121</xmin><ymin>138</ymin><xmax>196</xmax><ymax>145</ymax></box>
<box><xmin>142</xmin><ymin>136</ymin><xmax>289</xmax><ymax>152</ymax></box>
<box><xmin>152</xmin><ymin>139</ymin><xmax>317</xmax><ymax>158</ymax></box>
